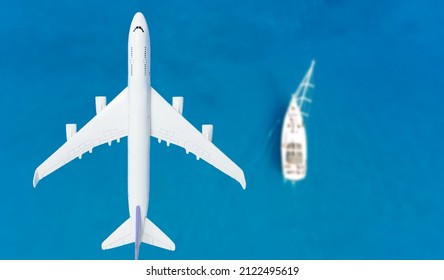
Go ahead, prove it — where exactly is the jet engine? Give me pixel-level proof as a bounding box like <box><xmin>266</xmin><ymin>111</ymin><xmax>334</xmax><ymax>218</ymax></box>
<box><xmin>95</xmin><ymin>96</ymin><xmax>107</xmax><ymax>115</ymax></box>
<box><xmin>66</xmin><ymin>124</ymin><xmax>77</xmax><ymax>141</ymax></box>
<box><xmin>172</xmin><ymin>96</ymin><xmax>183</xmax><ymax>115</ymax></box>
<box><xmin>202</xmin><ymin>124</ymin><xmax>213</xmax><ymax>142</ymax></box>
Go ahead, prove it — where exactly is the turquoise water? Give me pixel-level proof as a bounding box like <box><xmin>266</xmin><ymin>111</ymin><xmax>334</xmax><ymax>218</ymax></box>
<box><xmin>1</xmin><ymin>0</ymin><xmax>444</xmax><ymax>259</ymax></box>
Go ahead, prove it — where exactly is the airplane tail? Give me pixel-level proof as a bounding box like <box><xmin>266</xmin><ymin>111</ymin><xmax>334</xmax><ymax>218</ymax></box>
<box><xmin>101</xmin><ymin>208</ymin><xmax>175</xmax><ymax>259</ymax></box>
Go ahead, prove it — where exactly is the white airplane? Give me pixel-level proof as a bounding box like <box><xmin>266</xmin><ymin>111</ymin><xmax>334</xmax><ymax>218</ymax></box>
<box><xmin>33</xmin><ymin>12</ymin><xmax>246</xmax><ymax>259</ymax></box>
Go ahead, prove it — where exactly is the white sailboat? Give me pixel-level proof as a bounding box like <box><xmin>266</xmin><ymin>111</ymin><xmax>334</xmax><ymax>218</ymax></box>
<box><xmin>281</xmin><ymin>60</ymin><xmax>315</xmax><ymax>183</ymax></box>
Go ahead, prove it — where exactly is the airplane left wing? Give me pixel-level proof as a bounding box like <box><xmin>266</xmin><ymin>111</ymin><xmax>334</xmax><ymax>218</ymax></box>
<box><xmin>33</xmin><ymin>88</ymin><xmax>129</xmax><ymax>187</ymax></box>
<box><xmin>151</xmin><ymin>88</ymin><xmax>246</xmax><ymax>189</ymax></box>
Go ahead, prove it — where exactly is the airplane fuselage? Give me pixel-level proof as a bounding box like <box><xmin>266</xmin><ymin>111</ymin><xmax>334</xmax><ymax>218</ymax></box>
<box><xmin>127</xmin><ymin>15</ymin><xmax>150</xmax><ymax>235</ymax></box>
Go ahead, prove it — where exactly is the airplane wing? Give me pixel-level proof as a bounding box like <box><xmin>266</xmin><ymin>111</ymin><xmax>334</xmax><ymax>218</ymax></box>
<box><xmin>150</xmin><ymin>87</ymin><xmax>246</xmax><ymax>189</ymax></box>
<box><xmin>33</xmin><ymin>88</ymin><xmax>129</xmax><ymax>187</ymax></box>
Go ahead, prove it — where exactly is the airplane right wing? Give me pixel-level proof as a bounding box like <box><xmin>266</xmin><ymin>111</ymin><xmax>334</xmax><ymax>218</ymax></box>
<box><xmin>150</xmin><ymin>87</ymin><xmax>246</xmax><ymax>189</ymax></box>
<box><xmin>33</xmin><ymin>88</ymin><xmax>129</xmax><ymax>187</ymax></box>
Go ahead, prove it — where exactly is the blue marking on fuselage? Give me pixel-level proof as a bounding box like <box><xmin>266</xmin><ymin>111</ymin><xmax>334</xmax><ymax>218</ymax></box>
<box><xmin>135</xmin><ymin>205</ymin><xmax>141</xmax><ymax>260</ymax></box>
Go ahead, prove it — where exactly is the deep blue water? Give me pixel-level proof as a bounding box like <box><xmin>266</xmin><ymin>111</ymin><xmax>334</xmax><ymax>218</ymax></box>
<box><xmin>1</xmin><ymin>0</ymin><xmax>444</xmax><ymax>259</ymax></box>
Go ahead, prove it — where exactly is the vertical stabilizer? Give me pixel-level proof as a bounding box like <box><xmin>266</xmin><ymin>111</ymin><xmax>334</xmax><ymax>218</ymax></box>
<box><xmin>135</xmin><ymin>206</ymin><xmax>142</xmax><ymax>260</ymax></box>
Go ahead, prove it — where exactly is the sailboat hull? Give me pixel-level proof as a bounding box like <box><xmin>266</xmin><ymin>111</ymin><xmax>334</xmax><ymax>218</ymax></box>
<box><xmin>281</xmin><ymin>95</ymin><xmax>307</xmax><ymax>182</ymax></box>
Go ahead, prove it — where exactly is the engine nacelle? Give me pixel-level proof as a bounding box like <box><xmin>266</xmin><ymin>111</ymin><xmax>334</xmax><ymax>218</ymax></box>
<box><xmin>66</xmin><ymin>124</ymin><xmax>77</xmax><ymax>141</ymax></box>
<box><xmin>172</xmin><ymin>96</ymin><xmax>184</xmax><ymax>115</ymax></box>
<box><xmin>95</xmin><ymin>96</ymin><xmax>107</xmax><ymax>115</ymax></box>
<box><xmin>202</xmin><ymin>124</ymin><xmax>213</xmax><ymax>142</ymax></box>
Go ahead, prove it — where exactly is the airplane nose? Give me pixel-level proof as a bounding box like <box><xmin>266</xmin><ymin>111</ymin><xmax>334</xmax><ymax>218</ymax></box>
<box><xmin>130</xmin><ymin>12</ymin><xmax>148</xmax><ymax>35</ymax></box>
<box><xmin>132</xmin><ymin>12</ymin><xmax>145</xmax><ymax>26</ymax></box>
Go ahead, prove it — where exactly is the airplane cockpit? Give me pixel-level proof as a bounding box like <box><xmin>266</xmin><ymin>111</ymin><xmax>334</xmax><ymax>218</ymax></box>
<box><xmin>133</xmin><ymin>26</ymin><xmax>145</xmax><ymax>32</ymax></box>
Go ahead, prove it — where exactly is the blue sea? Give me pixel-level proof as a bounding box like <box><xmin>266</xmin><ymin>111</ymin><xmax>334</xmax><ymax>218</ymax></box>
<box><xmin>1</xmin><ymin>0</ymin><xmax>443</xmax><ymax>260</ymax></box>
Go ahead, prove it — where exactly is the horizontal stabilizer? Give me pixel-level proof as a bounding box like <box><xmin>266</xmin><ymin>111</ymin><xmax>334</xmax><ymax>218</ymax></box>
<box><xmin>142</xmin><ymin>218</ymin><xmax>175</xmax><ymax>251</ymax></box>
<box><xmin>102</xmin><ymin>218</ymin><xmax>134</xmax><ymax>250</ymax></box>
<box><xmin>101</xmin><ymin>217</ymin><xmax>175</xmax><ymax>252</ymax></box>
